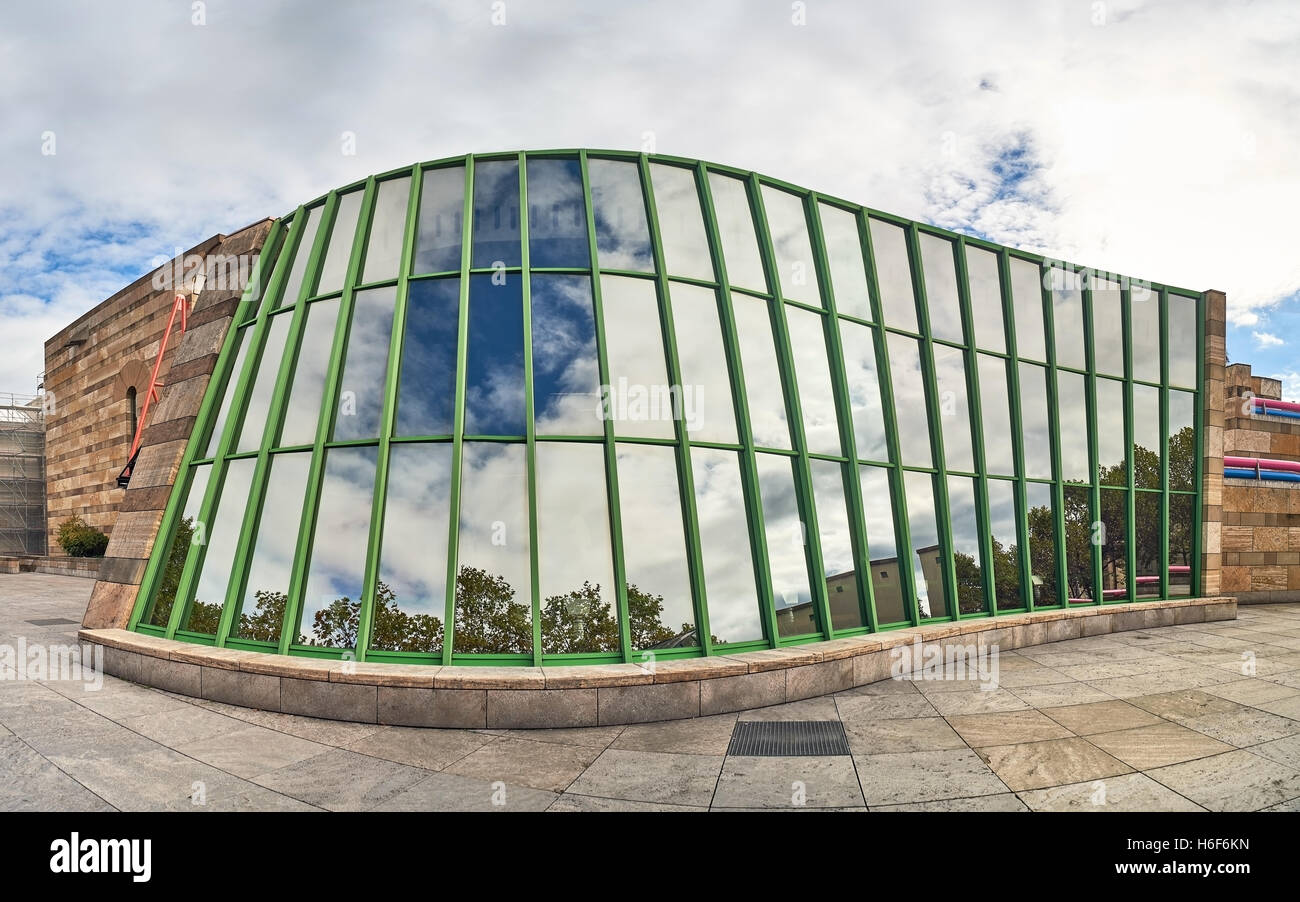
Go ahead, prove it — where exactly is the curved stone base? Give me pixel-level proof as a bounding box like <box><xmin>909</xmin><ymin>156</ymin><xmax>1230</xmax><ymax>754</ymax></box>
<box><xmin>80</xmin><ymin>597</ymin><xmax>1236</xmax><ymax>729</ymax></box>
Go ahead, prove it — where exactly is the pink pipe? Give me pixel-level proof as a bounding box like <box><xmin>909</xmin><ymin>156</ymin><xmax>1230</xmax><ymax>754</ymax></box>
<box><xmin>1254</xmin><ymin>398</ymin><xmax>1300</xmax><ymax>413</ymax></box>
<box><xmin>1225</xmin><ymin>455</ymin><xmax>1300</xmax><ymax>474</ymax></box>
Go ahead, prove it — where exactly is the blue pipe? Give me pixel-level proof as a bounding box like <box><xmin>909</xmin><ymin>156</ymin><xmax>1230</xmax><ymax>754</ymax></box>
<box><xmin>1253</xmin><ymin>403</ymin><xmax>1300</xmax><ymax>421</ymax></box>
<box><xmin>1225</xmin><ymin>466</ymin><xmax>1300</xmax><ymax>482</ymax></box>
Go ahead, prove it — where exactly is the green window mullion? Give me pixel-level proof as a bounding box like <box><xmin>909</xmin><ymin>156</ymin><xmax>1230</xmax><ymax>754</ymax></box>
<box><xmin>745</xmin><ymin>176</ymin><xmax>834</xmax><ymax>641</ymax></box>
<box><xmin>907</xmin><ymin>223</ymin><xmax>959</xmax><ymax>622</ymax></box>
<box><xmin>578</xmin><ymin>150</ymin><xmax>634</xmax><ymax>662</ymax></box>
<box><xmin>861</xmin><ymin>213</ymin><xmax>919</xmax><ymax>626</ymax></box>
<box><xmin>1122</xmin><ymin>283</ymin><xmax>1137</xmax><ymax>603</ymax></box>
<box><xmin>638</xmin><ymin>155</ymin><xmax>713</xmax><ymax>656</ymax></box>
<box><xmin>441</xmin><ymin>158</ymin><xmax>475</xmax><ymax>663</ymax></box>
<box><xmin>1192</xmin><ymin>289</ymin><xmax>1205</xmax><ymax>596</ymax></box>
<box><xmin>695</xmin><ymin>163</ymin><xmax>779</xmax><ymax>647</ymax></box>
<box><xmin>999</xmin><ymin>251</ymin><xmax>1035</xmax><ymax>612</ymax></box>
<box><xmin>953</xmin><ymin>236</ymin><xmax>994</xmax><ymax>616</ymax></box>
<box><xmin>278</xmin><ymin>180</ymin><xmax>379</xmax><ymax>655</ymax></box>
<box><xmin>1081</xmin><ymin>271</ymin><xmax>1103</xmax><ymax>606</ymax></box>
<box><xmin>214</xmin><ymin>192</ymin><xmax>341</xmax><ymax>646</ymax></box>
<box><xmin>1038</xmin><ymin>262</ymin><xmax>1067</xmax><ymax>608</ymax></box>
<box><xmin>1159</xmin><ymin>288</ymin><xmax>1171</xmax><ymax>598</ymax></box>
<box><xmin>164</xmin><ymin>209</ymin><xmax>311</xmax><ymax>639</ymax></box>
<box><xmin>808</xmin><ymin>194</ymin><xmax>877</xmax><ymax>631</ymax></box>
<box><xmin>354</xmin><ymin>166</ymin><xmax>423</xmax><ymax>660</ymax></box>
<box><xmin>519</xmin><ymin>153</ymin><xmax>544</xmax><ymax>666</ymax></box>
<box><xmin>127</xmin><ymin>217</ymin><xmax>286</xmax><ymax>630</ymax></box>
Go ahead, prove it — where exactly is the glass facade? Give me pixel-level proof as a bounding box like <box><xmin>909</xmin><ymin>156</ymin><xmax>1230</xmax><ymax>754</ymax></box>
<box><xmin>130</xmin><ymin>151</ymin><xmax>1204</xmax><ymax>666</ymax></box>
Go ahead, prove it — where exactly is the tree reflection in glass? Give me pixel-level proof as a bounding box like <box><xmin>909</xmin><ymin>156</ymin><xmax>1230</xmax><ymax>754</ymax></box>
<box><xmin>1168</xmin><ymin>389</ymin><xmax>1195</xmax><ymax>491</ymax></box>
<box><xmin>1063</xmin><ymin>484</ymin><xmax>1095</xmax><ymax>603</ymax></box>
<box><xmin>1025</xmin><ymin>481</ymin><xmax>1058</xmax><ymax>606</ymax></box>
<box><xmin>614</xmin><ymin>443</ymin><xmax>696</xmax><ymax>648</ymax></box>
<box><xmin>1099</xmin><ymin>487</ymin><xmax>1127</xmax><ymax>600</ymax></box>
<box><xmin>455</xmin><ymin>442</ymin><xmax>532</xmax><ymax>653</ymax></box>
<box><xmin>1169</xmin><ymin>494</ymin><xmax>1193</xmax><ymax>595</ymax></box>
<box><xmin>1133</xmin><ymin>384</ymin><xmax>1161</xmax><ymax>489</ymax></box>
<box><xmin>182</xmin><ymin>458</ymin><xmax>257</xmax><ymax>635</ymax></box>
<box><xmin>230</xmin><ymin>452</ymin><xmax>311</xmax><ymax>644</ymax></box>
<box><xmin>146</xmin><ymin>464</ymin><xmax>210</xmax><ymax>628</ymax></box>
<box><xmin>1135</xmin><ymin>492</ymin><xmax>1161</xmax><ymax>597</ymax></box>
<box><xmin>947</xmin><ymin>475</ymin><xmax>986</xmax><ymax>614</ymax></box>
<box><xmin>537</xmin><ymin>442</ymin><xmax>618</xmax><ymax>654</ymax></box>
<box><xmin>298</xmin><ymin>446</ymin><xmax>377</xmax><ymax>648</ymax></box>
<box><xmin>531</xmin><ymin>275</ymin><xmax>601</xmax><ymax>435</ymax></box>
<box><xmin>985</xmin><ymin>478</ymin><xmax>1021</xmax><ymax>610</ymax></box>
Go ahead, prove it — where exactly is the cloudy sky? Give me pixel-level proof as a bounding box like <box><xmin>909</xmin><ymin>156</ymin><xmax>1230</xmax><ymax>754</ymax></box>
<box><xmin>2</xmin><ymin>0</ymin><xmax>1298</xmax><ymax>396</ymax></box>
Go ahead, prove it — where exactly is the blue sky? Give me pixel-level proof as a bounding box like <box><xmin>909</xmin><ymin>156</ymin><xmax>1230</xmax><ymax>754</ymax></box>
<box><xmin>1</xmin><ymin>0</ymin><xmax>1298</xmax><ymax>395</ymax></box>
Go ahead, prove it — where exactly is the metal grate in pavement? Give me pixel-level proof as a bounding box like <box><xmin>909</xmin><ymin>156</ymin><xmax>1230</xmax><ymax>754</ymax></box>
<box><xmin>26</xmin><ymin>618</ymin><xmax>79</xmax><ymax>626</ymax></box>
<box><xmin>726</xmin><ymin>720</ymin><xmax>851</xmax><ymax>757</ymax></box>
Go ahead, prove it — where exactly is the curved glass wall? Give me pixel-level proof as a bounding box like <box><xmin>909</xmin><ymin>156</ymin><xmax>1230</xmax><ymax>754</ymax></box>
<box><xmin>130</xmin><ymin>151</ymin><xmax>1205</xmax><ymax>666</ymax></box>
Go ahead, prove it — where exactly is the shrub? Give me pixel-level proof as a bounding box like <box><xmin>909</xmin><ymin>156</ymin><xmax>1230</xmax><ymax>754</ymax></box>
<box><xmin>56</xmin><ymin>517</ymin><xmax>110</xmax><ymax>557</ymax></box>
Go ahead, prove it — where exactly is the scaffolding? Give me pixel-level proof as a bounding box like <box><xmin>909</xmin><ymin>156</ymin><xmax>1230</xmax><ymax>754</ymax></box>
<box><xmin>0</xmin><ymin>392</ymin><xmax>46</xmax><ymax>556</ymax></box>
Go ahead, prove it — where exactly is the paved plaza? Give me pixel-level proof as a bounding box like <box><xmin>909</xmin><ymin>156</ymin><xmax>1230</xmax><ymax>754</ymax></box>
<box><xmin>4</xmin><ymin>573</ymin><xmax>1300</xmax><ymax>812</ymax></box>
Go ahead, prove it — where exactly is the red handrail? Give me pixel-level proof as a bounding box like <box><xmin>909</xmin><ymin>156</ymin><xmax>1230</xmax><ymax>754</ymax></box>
<box><xmin>116</xmin><ymin>293</ymin><xmax>190</xmax><ymax>487</ymax></box>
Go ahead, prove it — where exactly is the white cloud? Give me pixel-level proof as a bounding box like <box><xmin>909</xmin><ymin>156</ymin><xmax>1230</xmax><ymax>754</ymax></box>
<box><xmin>1</xmin><ymin>0</ymin><xmax>1298</xmax><ymax>392</ymax></box>
<box><xmin>1254</xmin><ymin>331</ymin><xmax>1285</xmax><ymax>348</ymax></box>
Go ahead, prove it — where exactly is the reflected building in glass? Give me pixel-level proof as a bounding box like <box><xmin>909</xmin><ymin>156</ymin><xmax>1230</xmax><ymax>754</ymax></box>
<box><xmin>129</xmin><ymin>151</ymin><xmax>1205</xmax><ymax>667</ymax></box>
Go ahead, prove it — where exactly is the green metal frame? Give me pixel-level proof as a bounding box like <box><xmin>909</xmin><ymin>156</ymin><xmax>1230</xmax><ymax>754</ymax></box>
<box><xmin>128</xmin><ymin>149</ymin><xmax>1208</xmax><ymax>664</ymax></box>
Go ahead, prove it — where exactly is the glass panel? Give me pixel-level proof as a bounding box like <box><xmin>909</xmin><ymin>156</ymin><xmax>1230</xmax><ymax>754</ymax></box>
<box><xmin>236</xmin><ymin>313</ymin><xmax>292</xmax><ymax>453</ymax></box>
<box><xmin>1133</xmin><ymin>384</ymin><xmax>1161</xmax><ymax>489</ymax></box>
<box><xmin>231</xmin><ymin>452</ymin><xmax>311</xmax><ymax>643</ymax></box>
<box><xmin>1168</xmin><ymin>293</ymin><xmax>1197</xmax><ymax>388</ymax></box>
<box><xmin>761</xmin><ymin>185</ymin><xmax>818</xmax><ymax>306</ymax></box>
<box><xmin>600</xmin><ymin>275</ymin><xmax>674</xmax><ymax>439</ymax></box>
<box><xmin>413</xmin><ymin>165</ymin><xmax>465</xmax><ymax>275</ymax></box>
<box><xmin>1091</xmin><ymin>277</ymin><xmax>1124</xmax><ymax>377</ymax></box>
<box><xmin>932</xmin><ymin>344</ymin><xmax>972</xmax><ymax>472</ymax></box>
<box><xmin>588</xmin><ymin>159</ymin><xmax>652</xmax><ymax>272</ymax></box>
<box><xmin>362</xmin><ymin>176</ymin><xmax>411</xmax><ymax>284</ymax></box>
<box><xmin>1169</xmin><ymin>389</ymin><xmax>1196</xmax><ymax>491</ymax></box>
<box><xmin>1049</xmin><ymin>267</ymin><xmax>1085</xmax><ymax>369</ymax></box>
<box><xmin>252</xmin><ymin>220</ymin><xmax>290</xmax><ymax>313</ymax></box>
<box><xmin>371</xmin><ymin>443</ymin><xmax>452</xmax><ymax>653</ymax></box>
<box><xmin>531</xmin><ymin>274</ymin><xmax>601</xmax><ymax>435</ymax></box>
<box><xmin>316</xmin><ymin>191</ymin><xmax>363</xmax><ymax>296</ymax></box>
<box><xmin>454</xmin><ymin>442</ymin><xmax>532</xmax><ymax>654</ymax></box>
<box><xmin>785</xmin><ymin>307</ymin><xmax>841</xmax><ymax>456</ymax></box>
<box><xmin>810</xmin><ymin>459</ymin><xmax>865</xmax><ymax>630</ymax></box>
<box><xmin>278</xmin><ymin>298</ymin><xmax>339</xmax><ymax>447</ymax></box>
<box><xmin>1025</xmin><ymin>481</ymin><xmax>1058</xmax><ymax>606</ymax></box>
<box><xmin>966</xmin><ymin>246</ymin><xmax>1005</xmax><ymax>353</ymax></box>
<box><xmin>1057</xmin><ymin>371</ymin><xmax>1090</xmax><ymax>483</ymax></box>
<box><xmin>670</xmin><ymin>283</ymin><xmax>737</xmax><ymax>444</ymax></box>
<box><xmin>526</xmin><ymin>158</ymin><xmax>589</xmax><ymax>268</ymax></box>
<box><xmin>471</xmin><ymin>160</ymin><xmax>521</xmax><ymax>268</ymax></box>
<box><xmin>732</xmin><ymin>294</ymin><xmax>791</xmax><ymax>449</ymax></box>
<box><xmin>145</xmin><ymin>464</ymin><xmax>211</xmax><ymax>627</ymax></box>
<box><xmin>1169</xmin><ymin>494</ymin><xmax>1193</xmax><ymax>596</ymax></box>
<box><xmin>298</xmin><ymin>447</ymin><xmax>377</xmax><ymax>648</ymax></box>
<box><xmin>464</xmin><ymin>274</ymin><xmax>525</xmax><ymax>436</ymax></box>
<box><xmin>919</xmin><ymin>233</ymin><xmax>962</xmax><ymax>343</ymax></box>
<box><xmin>395</xmin><ymin>278</ymin><xmax>458</xmax><ymax>436</ymax></box>
<box><xmin>614</xmin><ymin>443</ymin><xmax>695</xmax><ymax>648</ymax></box>
<box><xmin>205</xmin><ymin>327</ymin><xmax>250</xmax><ymax>457</ymax></box>
<box><xmin>1018</xmin><ymin>362</ymin><xmax>1051</xmax><ymax>479</ymax></box>
<box><xmin>332</xmin><ymin>286</ymin><xmax>396</xmax><ymax>441</ymax></box>
<box><xmin>859</xmin><ymin>465</ymin><xmax>905</xmax><ymax>624</ymax></box>
<box><xmin>1131</xmin><ymin>283</ymin><xmax>1160</xmax><ymax>383</ymax></box>
<box><xmin>1099</xmin><ymin>488</ymin><xmax>1127</xmax><ymax>601</ymax></box>
<box><xmin>708</xmin><ymin>173</ymin><xmax>766</xmax><ymax>292</ymax></box>
<box><xmin>1063</xmin><ymin>483</ymin><xmax>1094</xmax><ymax>603</ymax></box>
<box><xmin>1009</xmin><ymin>257</ymin><xmax>1045</xmax><ymax>361</ymax></box>
<box><xmin>278</xmin><ymin>205</ymin><xmax>323</xmax><ymax>308</ymax></box>
<box><xmin>649</xmin><ymin>163</ymin><xmax>712</xmax><ymax>280</ymax></box>
<box><xmin>1096</xmin><ymin>377</ymin><xmax>1126</xmax><ymax>486</ymax></box>
<box><xmin>183</xmin><ymin>457</ymin><xmax>256</xmax><ymax>634</ymax></box>
<box><xmin>887</xmin><ymin>333</ymin><xmax>932</xmax><ymax>466</ymax></box>
<box><xmin>947</xmin><ymin>475</ymin><xmax>986</xmax><ymax>614</ymax></box>
<box><xmin>903</xmin><ymin>471</ymin><xmax>948</xmax><ymax>619</ymax></box>
<box><xmin>537</xmin><ymin>442</ymin><xmax>617</xmax><ymax>654</ymax></box>
<box><xmin>978</xmin><ymin>354</ymin><xmax>1014</xmax><ymax>476</ymax></box>
<box><xmin>757</xmin><ymin>454</ymin><xmax>815</xmax><ymax>638</ymax></box>
<box><xmin>869</xmin><ymin>219</ymin><xmax>916</xmax><ymax>331</ymax></box>
<box><xmin>986</xmin><ymin>479</ymin><xmax>1021</xmax><ymax>610</ymax></box>
<box><xmin>840</xmin><ymin>321</ymin><xmax>889</xmax><ymax>462</ymax></box>
<box><xmin>690</xmin><ymin>447</ymin><xmax>762</xmax><ymax>644</ymax></box>
<box><xmin>1135</xmin><ymin>492</ymin><xmax>1161</xmax><ymax>598</ymax></box>
<box><xmin>818</xmin><ymin>203</ymin><xmax>870</xmax><ymax>320</ymax></box>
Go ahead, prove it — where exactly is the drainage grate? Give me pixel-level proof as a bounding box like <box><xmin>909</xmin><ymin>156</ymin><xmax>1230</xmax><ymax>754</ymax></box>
<box><xmin>726</xmin><ymin>720</ymin><xmax>851</xmax><ymax>757</ymax></box>
<box><xmin>26</xmin><ymin>618</ymin><xmax>79</xmax><ymax>626</ymax></box>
